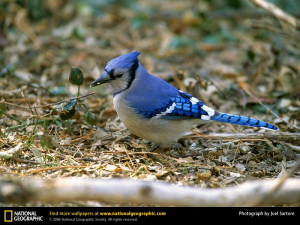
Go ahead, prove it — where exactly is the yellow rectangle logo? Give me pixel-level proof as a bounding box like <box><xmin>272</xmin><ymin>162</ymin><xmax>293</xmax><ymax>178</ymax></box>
<box><xmin>4</xmin><ymin>210</ymin><xmax>13</xmax><ymax>222</ymax></box>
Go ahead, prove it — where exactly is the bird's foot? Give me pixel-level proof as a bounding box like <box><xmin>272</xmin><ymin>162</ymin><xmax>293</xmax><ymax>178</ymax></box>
<box><xmin>149</xmin><ymin>144</ymin><xmax>160</xmax><ymax>152</ymax></box>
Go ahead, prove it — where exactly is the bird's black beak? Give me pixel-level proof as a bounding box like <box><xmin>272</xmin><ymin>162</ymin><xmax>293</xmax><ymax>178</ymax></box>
<box><xmin>90</xmin><ymin>71</ymin><xmax>111</xmax><ymax>87</ymax></box>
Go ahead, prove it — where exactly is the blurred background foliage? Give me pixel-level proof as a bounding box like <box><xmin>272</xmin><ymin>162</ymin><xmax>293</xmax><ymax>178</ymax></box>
<box><xmin>0</xmin><ymin>0</ymin><xmax>300</xmax><ymax>130</ymax></box>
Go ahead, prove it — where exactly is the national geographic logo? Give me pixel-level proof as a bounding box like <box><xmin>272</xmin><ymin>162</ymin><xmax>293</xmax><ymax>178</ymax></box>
<box><xmin>4</xmin><ymin>210</ymin><xmax>43</xmax><ymax>222</ymax></box>
<box><xmin>4</xmin><ymin>210</ymin><xmax>12</xmax><ymax>222</ymax></box>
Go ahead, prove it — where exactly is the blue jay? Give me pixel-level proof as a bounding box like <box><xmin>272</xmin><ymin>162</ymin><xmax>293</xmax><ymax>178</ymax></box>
<box><xmin>91</xmin><ymin>51</ymin><xmax>278</xmax><ymax>151</ymax></box>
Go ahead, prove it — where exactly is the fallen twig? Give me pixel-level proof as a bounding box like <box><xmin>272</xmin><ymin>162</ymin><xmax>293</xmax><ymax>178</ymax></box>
<box><xmin>0</xmin><ymin>176</ymin><xmax>299</xmax><ymax>206</ymax></box>
<box><xmin>285</xmin><ymin>143</ymin><xmax>300</xmax><ymax>153</ymax></box>
<box><xmin>22</xmin><ymin>165</ymin><xmax>89</xmax><ymax>174</ymax></box>
<box><xmin>251</xmin><ymin>159</ymin><xmax>300</xmax><ymax>206</ymax></box>
<box><xmin>0</xmin><ymin>143</ymin><xmax>22</xmax><ymax>159</ymax></box>
<box><xmin>10</xmin><ymin>157</ymin><xmax>41</xmax><ymax>165</ymax></box>
<box><xmin>190</xmin><ymin>132</ymin><xmax>300</xmax><ymax>141</ymax></box>
<box><xmin>249</xmin><ymin>0</ymin><xmax>300</xmax><ymax>30</ymax></box>
<box><xmin>34</xmin><ymin>92</ymin><xmax>95</xmax><ymax>108</ymax></box>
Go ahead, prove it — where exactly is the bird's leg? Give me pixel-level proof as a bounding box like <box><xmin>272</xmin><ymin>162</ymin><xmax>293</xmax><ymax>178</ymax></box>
<box><xmin>149</xmin><ymin>144</ymin><xmax>160</xmax><ymax>152</ymax></box>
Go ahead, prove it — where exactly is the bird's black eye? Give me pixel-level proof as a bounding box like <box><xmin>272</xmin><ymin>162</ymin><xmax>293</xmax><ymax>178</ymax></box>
<box><xmin>116</xmin><ymin>74</ymin><xmax>123</xmax><ymax>78</ymax></box>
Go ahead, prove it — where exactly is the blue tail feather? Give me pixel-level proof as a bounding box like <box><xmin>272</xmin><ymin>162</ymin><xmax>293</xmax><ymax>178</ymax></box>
<box><xmin>211</xmin><ymin>112</ymin><xmax>278</xmax><ymax>130</ymax></box>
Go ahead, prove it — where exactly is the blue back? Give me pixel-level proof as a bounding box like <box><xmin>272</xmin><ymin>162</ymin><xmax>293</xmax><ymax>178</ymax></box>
<box><xmin>125</xmin><ymin>71</ymin><xmax>180</xmax><ymax>113</ymax></box>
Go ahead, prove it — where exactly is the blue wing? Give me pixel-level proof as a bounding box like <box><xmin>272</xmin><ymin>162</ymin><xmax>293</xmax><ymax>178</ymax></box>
<box><xmin>124</xmin><ymin>73</ymin><xmax>215</xmax><ymax>120</ymax></box>
<box><xmin>135</xmin><ymin>89</ymin><xmax>215</xmax><ymax>120</ymax></box>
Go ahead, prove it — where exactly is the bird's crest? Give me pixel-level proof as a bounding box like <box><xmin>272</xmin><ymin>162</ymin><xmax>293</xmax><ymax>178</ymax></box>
<box><xmin>105</xmin><ymin>51</ymin><xmax>140</xmax><ymax>73</ymax></box>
